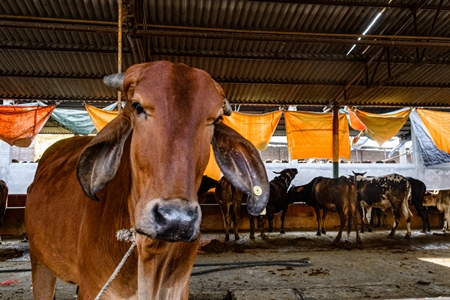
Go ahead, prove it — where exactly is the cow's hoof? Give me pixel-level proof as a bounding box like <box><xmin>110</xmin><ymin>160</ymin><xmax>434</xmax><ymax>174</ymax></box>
<box><xmin>280</xmin><ymin>229</ymin><xmax>285</xmax><ymax>234</ymax></box>
<box><xmin>404</xmin><ymin>234</ymin><xmax>411</xmax><ymax>239</ymax></box>
<box><xmin>235</xmin><ymin>235</ymin><xmax>240</xmax><ymax>240</ymax></box>
<box><xmin>250</xmin><ymin>235</ymin><xmax>255</xmax><ymax>240</ymax></box>
<box><xmin>316</xmin><ymin>232</ymin><xmax>321</xmax><ymax>236</ymax></box>
<box><xmin>268</xmin><ymin>228</ymin><xmax>273</xmax><ymax>233</ymax></box>
<box><xmin>225</xmin><ymin>236</ymin><xmax>230</xmax><ymax>242</ymax></box>
<box><xmin>387</xmin><ymin>234</ymin><xmax>394</xmax><ymax>239</ymax></box>
<box><xmin>368</xmin><ymin>228</ymin><xmax>372</xmax><ymax>233</ymax></box>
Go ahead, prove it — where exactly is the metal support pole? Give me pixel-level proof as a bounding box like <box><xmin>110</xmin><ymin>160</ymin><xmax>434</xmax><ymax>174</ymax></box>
<box><xmin>332</xmin><ymin>105</ymin><xmax>339</xmax><ymax>178</ymax></box>
<box><xmin>117</xmin><ymin>0</ymin><xmax>123</xmax><ymax>112</ymax></box>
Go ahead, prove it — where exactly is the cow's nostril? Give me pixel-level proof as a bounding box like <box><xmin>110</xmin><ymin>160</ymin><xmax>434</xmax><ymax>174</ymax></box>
<box><xmin>152</xmin><ymin>204</ymin><xmax>167</xmax><ymax>227</ymax></box>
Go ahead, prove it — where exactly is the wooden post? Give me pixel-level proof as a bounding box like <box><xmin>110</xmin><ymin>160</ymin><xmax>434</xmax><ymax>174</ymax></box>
<box><xmin>332</xmin><ymin>105</ymin><xmax>339</xmax><ymax>178</ymax></box>
<box><xmin>117</xmin><ymin>0</ymin><xmax>123</xmax><ymax>112</ymax></box>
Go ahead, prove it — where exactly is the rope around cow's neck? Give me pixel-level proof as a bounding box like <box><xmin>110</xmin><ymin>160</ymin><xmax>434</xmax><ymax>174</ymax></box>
<box><xmin>94</xmin><ymin>228</ymin><xmax>136</xmax><ymax>300</ymax></box>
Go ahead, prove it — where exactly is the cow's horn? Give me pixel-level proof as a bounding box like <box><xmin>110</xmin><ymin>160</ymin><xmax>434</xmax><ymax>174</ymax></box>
<box><xmin>103</xmin><ymin>73</ymin><xmax>125</xmax><ymax>91</ymax></box>
<box><xmin>223</xmin><ymin>99</ymin><xmax>232</xmax><ymax>116</ymax></box>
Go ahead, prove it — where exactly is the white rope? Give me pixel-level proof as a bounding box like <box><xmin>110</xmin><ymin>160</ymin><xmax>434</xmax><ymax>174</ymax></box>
<box><xmin>94</xmin><ymin>229</ymin><xmax>136</xmax><ymax>300</ymax></box>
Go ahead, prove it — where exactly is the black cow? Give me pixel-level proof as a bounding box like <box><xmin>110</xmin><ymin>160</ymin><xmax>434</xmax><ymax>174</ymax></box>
<box><xmin>0</xmin><ymin>180</ymin><xmax>8</xmax><ymax>228</ymax></box>
<box><xmin>351</xmin><ymin>172</ymin><xmax>413</xmax><ymax>238</ymax></box>
<box><xmin>250</xmin><ymin>168</ymin><xmax>298</xmax><ymax>239</ymax></box>
<box><xmin>406</xmin><ymin>177</ymin><xmax>430</xmax><ymax>233</ymax></box>
<box><xmin>198</xmin><ymin>175</ymin><xmax>218</xmax><ymax>196</ymax></box>
<box><xmin>287</xmin><ymin>176</ymin><xmax>362</xmax><ymax>246</ymax></box>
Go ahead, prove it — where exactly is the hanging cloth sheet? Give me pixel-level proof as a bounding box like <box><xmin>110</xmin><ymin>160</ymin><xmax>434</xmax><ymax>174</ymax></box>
<box><xmin>409</xmin><ymin>109</ymin><xmax>450</xmax><ymax>166</ymax></box>
<box><xmin>416</xmin><ymin>108</ymin><xmax>450</xmax><ymax>154</ymax></box>
<box><xmin>37</xmin><ymin>101</ymin><xmax>94</xmax><ymax>135</ymax></box>
<box><xmin>85</xmin><ymin>104</ymin><xmax>120</xmax><ymax>131</ymax></box>
<box><xmin>0</xmin><ymin>105</ymin><xmax>55</xmax><ymax>147</ymax></box>
<box><xmin>223</xmin><ymin>110</ymin><xmax>282</xmax><ymax>150</ymax></box>
<box><xmin>354</xmin><ymin>108</ymin><xmax>411</xmax><ymax>146</ymax></box>
<box><xmin>284</xmin><ymin>111</ymin><xmax>350</xmax><ymax>160</ymax></box>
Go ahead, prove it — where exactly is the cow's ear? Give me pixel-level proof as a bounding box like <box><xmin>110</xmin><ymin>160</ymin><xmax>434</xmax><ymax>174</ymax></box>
<box><xmin>77</xmin><ymin>113</ymin><xmax>133</xmax><ymax>201</ymax></box>
<box><xmin>212</xmin><ymin>120</ymin><xmax>269</xmax><ymax>216</ymax></box>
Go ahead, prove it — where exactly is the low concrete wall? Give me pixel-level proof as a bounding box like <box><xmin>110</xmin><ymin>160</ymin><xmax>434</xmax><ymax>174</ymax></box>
<box><xmin>0</xmin><ymin>195</ymin><xmax>444</xmax><ymax>238</ymax></box>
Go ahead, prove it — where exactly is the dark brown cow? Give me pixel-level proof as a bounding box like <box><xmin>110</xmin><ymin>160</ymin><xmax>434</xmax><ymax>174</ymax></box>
<box><xmin>25</xmin><ymin>61</ymin><xmax>269</xmax><ymax>299</ymax></box>
<box><xmin>0</xmin><ymin>180</ymin><xmax>8</xmax><ymax>228</ymax></box>
<box><xmin>214</xmin><ymin>176</ymin><xmax>248</xmax><ymax>241</ymax></box>
<box><xmin>287</xmin><ymin>176</ymin><xmax>362</xmax><ymax>246</ymax></box>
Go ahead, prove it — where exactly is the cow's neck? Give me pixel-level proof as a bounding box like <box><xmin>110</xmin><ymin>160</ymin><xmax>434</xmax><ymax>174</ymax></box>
<box><xmin>136</xmin><ymin>235</ymin><xmax>199</xmax><ymax>300</ymax></box>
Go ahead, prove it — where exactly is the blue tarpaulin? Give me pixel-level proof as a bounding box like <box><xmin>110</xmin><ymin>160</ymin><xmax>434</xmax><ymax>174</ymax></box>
<box><xmin>38</xmin><ymin>101</ymin><xmax>118</xmax><ymax>135</ymax></box>
<box><xmin>410</xmin><ymin>109</ymin><xmax>450</xmax><ymax>166</ymax></box>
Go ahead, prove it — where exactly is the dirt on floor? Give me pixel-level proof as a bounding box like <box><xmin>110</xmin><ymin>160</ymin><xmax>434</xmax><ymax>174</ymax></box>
<box><xmin>1</xmin><ymin>229</ymin><xmax>450</xmax><ymax>300</ymax></box>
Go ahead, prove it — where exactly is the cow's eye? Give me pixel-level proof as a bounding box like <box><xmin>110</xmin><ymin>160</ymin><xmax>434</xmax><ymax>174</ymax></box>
<box><xmin>132</xmin><ymin>102</ymin><xmax>145</xmax><ymax>115</ymax></box>
<box><xmin>212</xmin><ymin>116</ymin><xmax>223</xmax><ymax>125</ymax></box>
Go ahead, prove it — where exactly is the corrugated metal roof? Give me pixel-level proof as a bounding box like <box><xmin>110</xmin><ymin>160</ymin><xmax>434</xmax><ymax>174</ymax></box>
<box><xmin>1</xmin><ymin>0</ymin><xmax>450</xmax><ymax>136</ymax></box>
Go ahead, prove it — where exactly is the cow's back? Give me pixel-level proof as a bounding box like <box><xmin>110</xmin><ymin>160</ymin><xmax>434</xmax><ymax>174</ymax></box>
<box><xmin>25</xmin><ymin>136</ymin><xmax>135</xmax><ymax>294</ymax></box>
<box><xmin>314</xmin><ymin>176</ymin><xmax>353</xmax><ymax>209</ymax></box>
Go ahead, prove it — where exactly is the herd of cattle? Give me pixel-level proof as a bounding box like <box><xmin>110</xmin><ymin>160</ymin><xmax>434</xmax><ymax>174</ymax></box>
<box><xmin>208</xmin><ymin>169</ymin><xmax>450</xmax><ymax>246</ymax></box>
<box><xmin>1</xmin><ymin>61</ymin><xmax>450</xmax><ymax>299</ymax></box>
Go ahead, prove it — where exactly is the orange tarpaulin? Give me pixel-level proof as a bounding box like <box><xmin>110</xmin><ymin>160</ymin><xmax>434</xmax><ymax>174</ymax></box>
<box><xmin>223</xmin><ymin>111</ymin><xmax>282</xmax><ymax>151</ymax></box>
<box><xmin>354</xmin><ymin>108</ymin><xmax>411</xmax><ymax>146</ymax></box>
<box><xmin>347</xmin><ymin>108</ymin><xmax>366</xmax><ymax>131</ymax></box>
<box><xmin>284</xmin><ymin>111</ymin><xmax>350</xmax><ymax>160</ymax></box>
<box><xmin>0</xmin><ymin>105</ymin><xmax>55</xmax><ymax>147</ymax></box>
<box><xmin>85</xmin><ymin>104</ymin><xmax>119</xmax><ymax>131</ymax></box>
<box><xmin>417</xmin><ymin>108</ymin><xmax>450</xmax><ymax>153</ymax></box>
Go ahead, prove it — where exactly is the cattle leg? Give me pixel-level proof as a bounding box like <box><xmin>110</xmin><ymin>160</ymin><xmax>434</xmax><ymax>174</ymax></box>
<box><xmin>280</xmin><ymin>206</ymin><xmax>289</xmax><ymax>234</ymax></box>
<box><xmin>313</xmin><ymin>208</ymin><xmax>322</xmax><ymax>236</ymax></box>
<box><xmin>401</xmin><ymin>203</ymin><xmax>413</xmax><ymax>238</ymax></box>
<box><xmin>233</xmin><ymin>201</ymin><xmax>241</xmax><ymax>240</ymax></box>
<box><xmin>388</xmin><ymin>207</ymin><xmax>401</xmax><ymax>238</ymax></box>
<box><xmin>443</xmin><ymin>209</ymin><xmax>450</xmax><ymax>233</ymax></box>
<box><xmin>358</xmin><ymin>202</ymin><xmax>366</xmax><ymax>233</ymax></box>
<box><xmin>365</xmin><ymin>206</ymin><xmax>373</xmax><ymax>232</ymax></box>
<box><xmin>321</xmin><ymin>209</ymin><xmax>328</xmax><ymax>234</ymax></box>
<box><xmin>351</xmin><ymin>208</ymin><xmax>363</xmax><ymax>247</ymax></box>
<box><xmin>30</xmin><ymin>252</ymin><xmax>57</xmax><ymax>300</ymax></box>
<box><xmin>259</xmin><ymin>215</ymin><xmax>267</xmax><ymax>239</ymax></box>
<box><xmin>220</xmin><ymin>203</ymin><xmax>232</xmax><ymax>242</ymax></box>
<box><xmin>267</xmin><ymin>213</ymin><xmax>274</xmax><ymax>232</ymax></box>
<box><xmin>249</xmin><ymin>216</ymin><xmax>256</xmax><ymax>240</ymax></box>
<box><xmin>332</xmin><ymin>208</ymin><xmax>346</xmax><ymax>244</ymax></box>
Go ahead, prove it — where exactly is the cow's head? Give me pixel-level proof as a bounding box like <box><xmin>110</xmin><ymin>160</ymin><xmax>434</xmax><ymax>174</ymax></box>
<box><xmin>76</xmin><ymin>61</ymin><xmax>269</xmax><ymax>243</ymax></box>
<box><xmin>423</xmin><ymin>191</ymin><xmax>438</xmax><ymax>206</ymax></box>
<box><xmin>273</xmin><ymin>168</ymin><xmax>298</xmax><ymax>188</ymax></box>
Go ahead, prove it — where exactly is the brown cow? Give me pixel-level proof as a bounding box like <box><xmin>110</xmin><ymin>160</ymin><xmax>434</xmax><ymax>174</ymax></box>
<box><xmin>214</xmin><ymin>176</ymin><xmax>248</xmax><ymax>241</ymax></box>
<box><xmin>0</xmin><ymin>180</ymin><xmax>7</xmax><ymax>228</ymax></box>
<box><xmin>287</xmin><ymin>176</ymin><xmax>362</xmax><ymax>246</ymax></box>
<box><xmin>25</xmin><ymin>61</ymin><xmax>269</xmax><ymax>299</ymax></box>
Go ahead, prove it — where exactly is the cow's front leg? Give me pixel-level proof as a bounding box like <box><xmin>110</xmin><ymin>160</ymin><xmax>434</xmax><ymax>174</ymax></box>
<box><xmin>365</xmin><ymin>206</ymin><xmax>373</xmax><ymax>232</ymax></box>
<box><xmin>249</xmin><ymin>216</ymin><xmax>256</xmax><ymax>240</ymax></box>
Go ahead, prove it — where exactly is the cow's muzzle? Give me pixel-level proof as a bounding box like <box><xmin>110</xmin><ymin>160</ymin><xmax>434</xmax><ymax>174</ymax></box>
<box><xmin>135</xmin><ymin>198</ymin><xmax>201</xmax><ymax>242</ymax></box>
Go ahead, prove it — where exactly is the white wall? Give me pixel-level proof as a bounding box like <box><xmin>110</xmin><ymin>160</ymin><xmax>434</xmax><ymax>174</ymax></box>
<box><xmin>2</xmin><ymin>134</ymin><xmax>450</xmax><ymax>194</ymax></box>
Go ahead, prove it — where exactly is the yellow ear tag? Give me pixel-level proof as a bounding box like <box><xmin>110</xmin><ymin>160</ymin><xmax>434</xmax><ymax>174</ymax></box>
<box><xmin>253</xmin><ymin>185</ymin><xmax>262</xmax><ymax>196</ymax></box>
